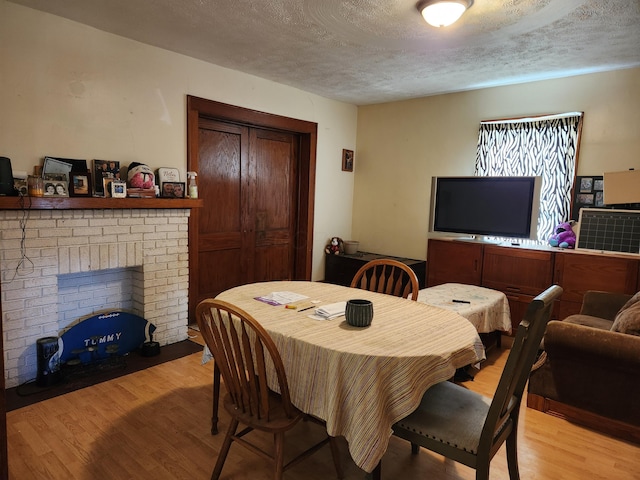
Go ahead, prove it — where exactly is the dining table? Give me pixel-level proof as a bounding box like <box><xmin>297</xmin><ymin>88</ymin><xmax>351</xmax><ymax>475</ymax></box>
<box><xmin>210</xmin><ymin>280</ymin><xmax>486</xmax><ymax>473</ymax></box>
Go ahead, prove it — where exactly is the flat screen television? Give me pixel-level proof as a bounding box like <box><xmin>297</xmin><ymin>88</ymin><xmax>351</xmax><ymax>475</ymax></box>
<box><xmin>430</xmin><ymin>176</ymin><xmax>542</xmax><ymax>240</ymax></box>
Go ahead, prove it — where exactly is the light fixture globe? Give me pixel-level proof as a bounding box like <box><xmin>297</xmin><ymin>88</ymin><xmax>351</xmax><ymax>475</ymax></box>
<box><xmin>417</xmin><ymin>0</ymin><xmax>473</xmax><ymax>27</ymax></box>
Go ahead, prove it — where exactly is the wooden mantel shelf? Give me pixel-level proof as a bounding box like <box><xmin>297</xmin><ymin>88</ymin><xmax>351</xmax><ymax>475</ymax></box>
<box><xmin>0</xmin><ymin>196</ymin><xmax>203</xmax><ymax>210</ymax></box>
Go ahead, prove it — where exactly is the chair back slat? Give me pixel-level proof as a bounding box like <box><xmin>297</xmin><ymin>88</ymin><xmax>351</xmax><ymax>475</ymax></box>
<box><xmin>196</xmin><ymin>299</ymin><xmax>298</xmax><ymax>422</ymax></box>
<box><xmin>351</xmin><ymin>259</ymin><xmax>420</xmax><ymax>301</ymax></box>
<box><xmin>203</xmin><ymin>309</ymin><xmax>243</xmax><ymax>408</ymax></box>
<box><xmin>479</xmin><ymin>285</ymin><xmax>562</xmax><ymax>451</ymax></box>
<box><xmin>378</xmin><ymin>265</ymin><xmax>393</xmax><ymax>295</ymax></box>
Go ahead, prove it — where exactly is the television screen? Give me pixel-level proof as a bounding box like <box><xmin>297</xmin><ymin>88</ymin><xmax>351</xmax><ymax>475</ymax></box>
<box><xmin>430</xmin><ymin>176</ymin><xmax>541</xmax><ymax>240</ymax></box>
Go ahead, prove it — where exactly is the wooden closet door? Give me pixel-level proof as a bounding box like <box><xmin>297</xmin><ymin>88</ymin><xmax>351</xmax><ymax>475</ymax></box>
<box><xmin>190</xmin><ymin>119</ymin><xmax>299</xmax><ymax>311</ymax></box>
<box><xmin>250</xmin><ymin>128</ymin><xmax>298</xmax><ymax>282</ymax></box>
<box><xmin>194</xmin><ymin>119</ymin><xmax>249</xmax><ymax>303</ymax></box>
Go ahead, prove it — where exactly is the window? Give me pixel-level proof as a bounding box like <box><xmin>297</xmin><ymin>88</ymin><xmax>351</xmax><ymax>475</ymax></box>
<box><xmin>475</xmin><ymin>113</ymin><xmax>583</xmax><ymax>242</ymax></box>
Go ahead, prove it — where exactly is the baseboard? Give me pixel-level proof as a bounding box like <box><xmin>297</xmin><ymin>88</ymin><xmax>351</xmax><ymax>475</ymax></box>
<box><xmin>527</xmin><ymin>393</ymin><xmax>640</xmax><ymax>444</ymax></box>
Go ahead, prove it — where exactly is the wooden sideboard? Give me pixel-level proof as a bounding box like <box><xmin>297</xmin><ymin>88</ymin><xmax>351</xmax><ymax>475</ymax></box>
<box><xmin>427</xmin><ymin>238</ymin><xmax>640</xmax><ymax>331</ymax></box>
<box><xmin>325</xmin><ymin>252</ymin><xmax>427</xmax><ymax>289</ymax></box>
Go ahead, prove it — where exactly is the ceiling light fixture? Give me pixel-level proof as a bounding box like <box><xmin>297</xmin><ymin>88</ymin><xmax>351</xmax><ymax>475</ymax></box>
<box><xmin>417</xmin><ymin>0</ymin><xmax>473</xmax><ymax>28</ymax></box>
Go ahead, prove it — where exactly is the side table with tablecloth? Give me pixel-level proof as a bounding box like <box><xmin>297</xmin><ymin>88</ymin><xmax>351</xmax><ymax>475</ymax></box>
<box><xmin>416</xmin><ymin>283</ymin><xmax>511</xmax><ymax>347</ymax></box>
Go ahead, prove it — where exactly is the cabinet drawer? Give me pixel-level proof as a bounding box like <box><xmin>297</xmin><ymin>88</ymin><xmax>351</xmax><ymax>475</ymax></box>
<box><xmin>554</xmin><ymin>252</ymin><xmax>639</xmax><ymax>303</ymax></box>
<box><xmin>482</xmin><ymin>245</ymin><xmax>554</xmax><ymax>296</ymax></box>
<box><xmin>427</xmin><ymin>239</ymin><xmax>482</xmax><ymax>286</ymax></box>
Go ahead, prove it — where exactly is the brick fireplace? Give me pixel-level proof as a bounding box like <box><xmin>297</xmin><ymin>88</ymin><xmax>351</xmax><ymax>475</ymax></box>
<box><xmin>0</xmin><ymin>207</ymin><xmax>191</xmax><ymax>388</ymax></box>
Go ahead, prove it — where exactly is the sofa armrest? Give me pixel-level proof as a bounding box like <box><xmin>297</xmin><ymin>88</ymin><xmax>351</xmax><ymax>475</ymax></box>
<box><xmin>579</xmin><ymin>290</ymin><xmax>632</xmax><ymax>321</ymax></box>
<box><xmin>545</xmin><ymin>319</ymin><xmax>639</xmax><ymax>364</ymax></box>
<box><xmin>538</xmin><ymin>320</ymin><xmax>640</xmax><ymax>425</ymax></box>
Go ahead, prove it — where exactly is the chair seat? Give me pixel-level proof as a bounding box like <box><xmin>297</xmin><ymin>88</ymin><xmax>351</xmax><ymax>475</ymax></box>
<box><xmin>395</xmin><ymin>381</ymin><xmax>491</xmax><ymax>455</ymax></box>
<box><xmin>222</xmin><ymin>391</ymin><xmax>304</xmax><ymax>432</ymax></box>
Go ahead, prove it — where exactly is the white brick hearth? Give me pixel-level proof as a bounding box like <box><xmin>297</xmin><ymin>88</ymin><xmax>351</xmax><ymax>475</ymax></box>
<box><xmin>0</xmin><ymin>208</ymin><xmax>191</xmax><ymax>388</ymax></box>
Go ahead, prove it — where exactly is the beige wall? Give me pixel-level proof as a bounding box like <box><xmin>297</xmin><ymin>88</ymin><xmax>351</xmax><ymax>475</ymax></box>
<box><xmin>354</xmin><ymin>68</ymin><xmax>640</xmax><ymax>260</ymax></box>
<box><xmin>3</xmin><ymin>1</ymin><xmax>639</xmax><ymax>278</ymax></box>
<box><xmin>0</xmin><ymin>1</ymin><xmax>358</xmax><ymax>280</ymax></box>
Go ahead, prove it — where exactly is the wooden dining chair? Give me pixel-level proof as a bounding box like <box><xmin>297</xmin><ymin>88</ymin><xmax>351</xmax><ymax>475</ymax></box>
<box><xmin>196</xmin><ymin>299</ymin><xmax>343</xmax><ymax>480</ymax></box>
<box><xmin>383</xmin><ymin>284</ymin><xmax>563</xmax><ymax>480</ymax></box>
<box><xmin>350</xmin><ymin>259</ymin><xmax>420</xmax><ymax>300</ymax></box>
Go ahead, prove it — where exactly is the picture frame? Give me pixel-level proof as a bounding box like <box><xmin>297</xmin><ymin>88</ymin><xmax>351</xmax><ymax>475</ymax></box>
<box><xmin>342</xmin><ymin>149</ymin><xmax>354</xmax><ymax>172</ymax></box>
<box><xmin>572</xmin><ymin>175</ymin><xmax>605</xmax><ymax>220</ymax></box>
<box><xmin>161</xmin><ymin>181</ymin><xmax>185</xmax><ymax>198</ymax></box>
<box><xmin>103</xmin><ymin>176</ymin><xmax>115</xmax><ymax>198</ymax></box>
<box><xmin>43</xmin><ymin>173</ymin><xmax>69</xmax><ymax>197</ymax></box>
<box><xmin>69</xmin><ymin>172</ymin><xmax>92</xmax><ymax>197</ymax></box>
<box><xmin>42</xmin><ymin>157</ymin><xmax>72</xmax><ymax>178</ymax></box>
<box><xmin>93</xmin><ymin>159</ymin><xmax>120</xmax><ymax>196</ymax></box>
<box><xmin>111</xmin><ymin>181</ymin><xmax>127</xmax><ymax>198</ymax></box>
<box><xmin>43</xmin><ymin>156</ymin><xmax>87</xmax><ymax>174</ymax></box>
<box><xmin>14</xmin><ymin>178</ymin><xmax>27</xmax><ymax>196</ymax></box>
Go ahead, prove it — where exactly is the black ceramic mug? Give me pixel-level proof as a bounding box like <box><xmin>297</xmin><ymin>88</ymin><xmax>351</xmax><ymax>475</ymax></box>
<box><xmin>345</xmin><ymin>299</ymin><xmax>374</xmax><ymax>327</ymax></box>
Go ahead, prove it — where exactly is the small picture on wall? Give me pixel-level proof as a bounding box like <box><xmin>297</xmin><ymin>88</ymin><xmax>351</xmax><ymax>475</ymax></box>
<box><xmin>572</xmin><ymin>175</ymin><xmax>604</xmax><ymax>221</ymax></box>
<box><xmin>342</xmin><ymin>149</ymin><xmax>354</xmax><ymax>172</ymax></box>
<box><xmin>577</xmin><ymin>194</ymin><xmax>594</xmax><ymax>205</ymax></box>
<box><xmin>579</xmin><ymin>177</ymin><xmax>593</xmax><ymax>193</ymax></box>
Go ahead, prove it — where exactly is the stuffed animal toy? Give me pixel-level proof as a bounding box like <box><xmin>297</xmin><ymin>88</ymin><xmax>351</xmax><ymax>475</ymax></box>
<box><xmin>548</xmin><ymin>221</ymin><xmax>576</xmax><ymax>249</ymax></box>
<box><xmin>324</xmin><ymin>237</ymin><xmax>344</xmax><ymax>255</ymax></box>
<box><xmin>127</xmin><ymin>162</ymin><xmax>155</xmax><ymax>189</ymax></box>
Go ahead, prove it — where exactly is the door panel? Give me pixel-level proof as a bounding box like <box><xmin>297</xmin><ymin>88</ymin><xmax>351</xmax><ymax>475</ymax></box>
<box><xmin>252</xmin><ymin>129</ymin><xmax>298</xmax><ymax>281</ymax></box>
<box><xmin>197</xmin><ymin>250</ymin><xmax>244</xmax><ymax>297</ymax></box>
<box><xmin>193</xmin><ymin>120</ymin><xmax>249</xmax><ymax>304</ymax></box>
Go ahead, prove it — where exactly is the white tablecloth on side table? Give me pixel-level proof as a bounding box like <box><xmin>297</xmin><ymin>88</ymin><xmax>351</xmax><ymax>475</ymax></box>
<box><xmin>416</xmin><ymin>283</ymin><xmax>512</xmax><ymax>334</ymax></box>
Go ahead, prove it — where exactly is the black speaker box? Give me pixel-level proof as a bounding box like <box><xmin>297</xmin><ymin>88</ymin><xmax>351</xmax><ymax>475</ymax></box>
<box><xmin>0</xmin><ymin>156</ymin><xmax>18</xmax><ymax>196</ymax></box>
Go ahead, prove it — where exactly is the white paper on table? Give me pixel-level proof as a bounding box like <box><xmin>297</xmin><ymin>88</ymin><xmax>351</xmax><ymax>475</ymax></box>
<box><xmin>254</xmin><ymin>291</ymin><xmax>309</xmax><ymax>305</ymax></box>
<box><xmin>314</xmin><ymin>301</ymin><xmax>347</xmax><ymax>320</ymax></box>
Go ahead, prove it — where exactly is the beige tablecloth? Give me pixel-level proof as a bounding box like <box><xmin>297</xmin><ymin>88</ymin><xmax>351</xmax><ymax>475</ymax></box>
<box><xmin>416</xmin><ymin>283</ymin><xmax>512</xmax><ymax>334</ymax></box>
<box><xmin>215</xmin><ymin>280</ymin><xmax>485</xmax><ymax>473</ymax></box>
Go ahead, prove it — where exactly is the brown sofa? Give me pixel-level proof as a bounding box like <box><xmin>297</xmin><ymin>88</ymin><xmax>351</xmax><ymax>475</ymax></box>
<box><xmin>527</xmin><ymin>290</ymin><xmax>640</xmax><ymax>443</ymax></box>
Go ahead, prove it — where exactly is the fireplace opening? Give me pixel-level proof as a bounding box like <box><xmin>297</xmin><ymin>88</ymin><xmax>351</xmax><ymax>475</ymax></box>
<box><xmin>57</xmin><ymin>267</ymin><xmax>141</xmax><ymax>331</ymax></box>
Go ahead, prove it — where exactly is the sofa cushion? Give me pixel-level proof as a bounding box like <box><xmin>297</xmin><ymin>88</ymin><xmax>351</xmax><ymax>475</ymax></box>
<box><xmin>611</xmin><ymin>292</ymin><xmax>640</xmax><ymax>336</ymax></box>
<box><xmin>564</xmin><ymin>314</ymin><xmax>614</xmax><ymax>331</ymax></box>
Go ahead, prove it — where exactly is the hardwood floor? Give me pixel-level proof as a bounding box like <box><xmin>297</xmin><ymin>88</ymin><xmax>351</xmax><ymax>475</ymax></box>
<box><xmin>7</xmin><ymin>331</ymin><xmax>640</xmax><ymax>479</ymax></box>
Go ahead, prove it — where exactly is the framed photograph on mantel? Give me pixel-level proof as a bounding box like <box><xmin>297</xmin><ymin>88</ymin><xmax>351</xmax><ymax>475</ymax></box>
<box><xmin>161</xmin><ymin>181</ymin><xmax>185</xmax><ymax>198</ymax></box>
<box><xmin>342</xmin><ymin>149</ymin><xmax>354</xmax><ymax>172</ymax></box>
<box><xmin>93</xmin><ymin>159</ymin><xmax>120</xmax><ymax>196</ymax></box>
<box><xmin>69</xmin><ymin>172</ymin><xmax>92</xmax><ymax>197</ymax></box>
<box><xmin>43</xmin><ymin>173</ymin><xmax>69</xmax><ymax>197</ymax></box>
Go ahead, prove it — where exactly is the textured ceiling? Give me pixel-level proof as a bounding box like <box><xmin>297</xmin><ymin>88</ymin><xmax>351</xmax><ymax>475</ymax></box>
<box><xmin>9</xmin><ymin>0</ymin><xmax>640</xmax><ymax>105</ymax></box>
